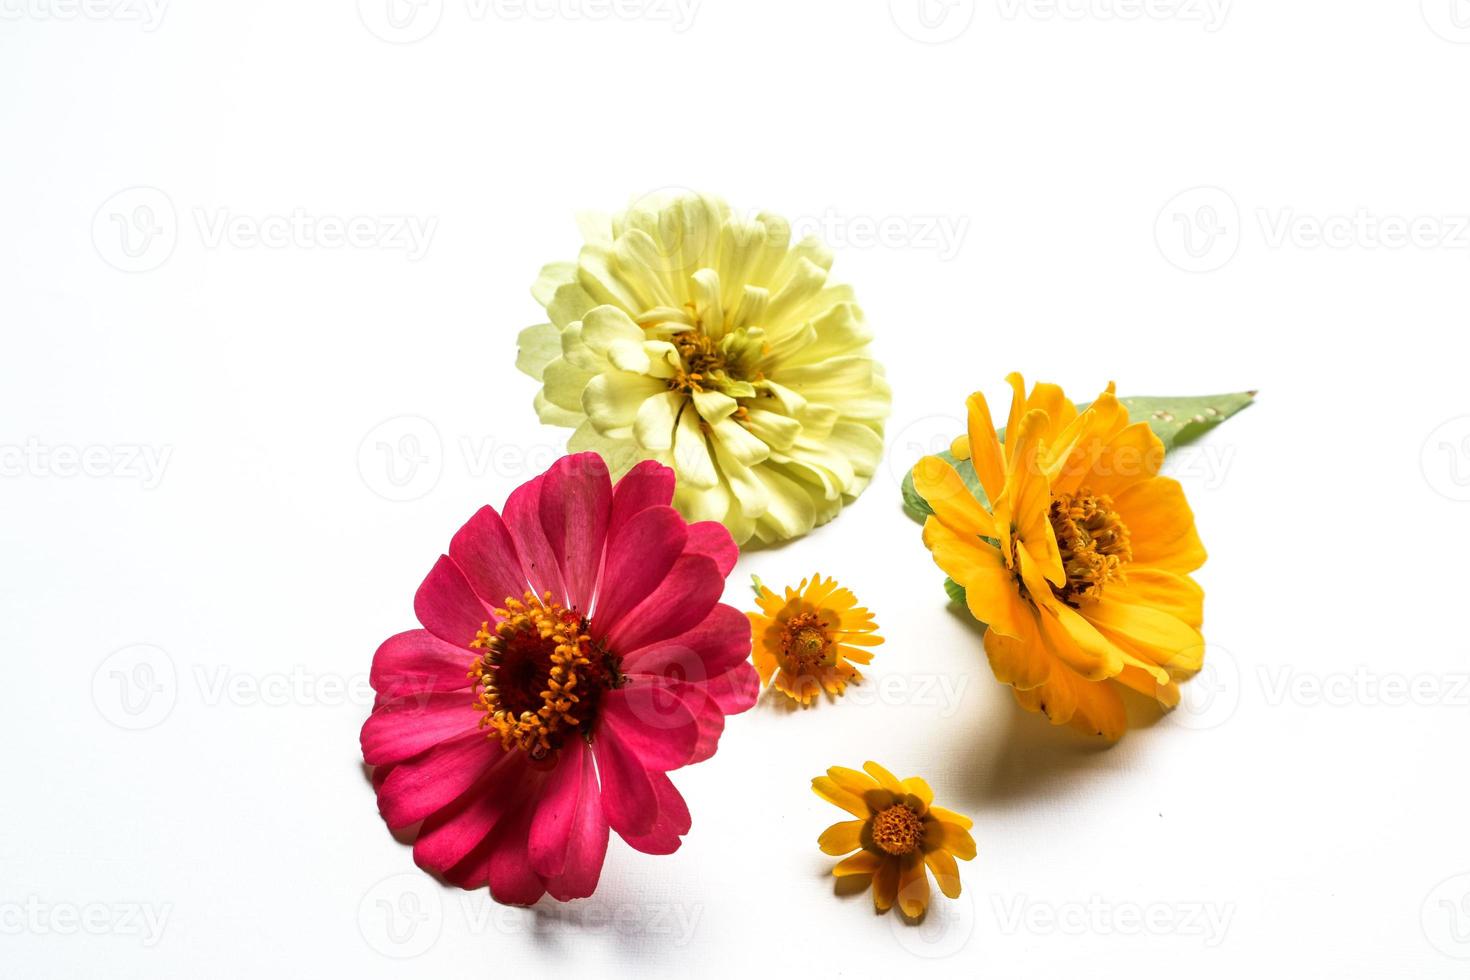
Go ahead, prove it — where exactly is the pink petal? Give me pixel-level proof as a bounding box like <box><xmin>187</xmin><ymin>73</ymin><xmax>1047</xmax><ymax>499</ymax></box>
<box><xmin>599</xmin><ymin>683</ymin><xmax>699</xmax><ymax>772</ymax></box>
<box><xmin>702</xmin><ymin>662</ymin><xmax>760</xmax><ymax>715</ymax></box>
<box><xmin>605</xmin><ymin>554</ymin><xmax>724</xmax><ymax>653</ymax></box>
<box><xmin>668</xmin><ymin>680</ymin><xmax>725</xmax><ymax>765</ymax></box>
<box><xmin>591</xmin><ymin>506</ymin><xmax>687</xmax><ymax>636</ymax></box>
<box><xmin>537</xmin><ymin>453</ymin><xmax>612</xmax><ymax>612</ymax></box>
<box><xmin>527</xmin><ymin>738</ymin><xmax>588</xmax><ymax>879</ymax></box>
<box><xmin>591</xmin><ymin>727</ymin><xmax>658</xmax><ymax>838</ymax></box>
<box><xmin>360</xmin><ymin>692</ymin><xmax>478</xmax><ymax>766</ymax></box>
<box><xmin>684</xmin><ymin>521</ymin><xmax>738</xmax><ymax>576</ymax></box>
<box><xmin>619</xmin><ymin>770</ymin><xmax>691</xmax><ymax>856</ymax></box>
<box><xmin>502</xmin><ymin>473</ymin><xmax>566</xmax><ymax>600</ymax></box>
<box><xmin>543</xmin><ymin>750</ymin><xmax>609</xmax><ymax>901</ymax></box>
<box><xmin>376</xmin><ymin>730</ymin><xmax>501</xmax><ymax>829</ymax></box>
<box><xmin>369</xmin><ymin>629</ymin><xmax>475</xmax><ymax>701</ymax></box>
<box><xmin>621</xmin><ymin>603</ymin><xmax>753</xmax><ymax>684</ymax></box>
<box><xmin>413</xmin><ymin>556</ymin><xmax>490</xmax><ymax>648</ymax></box>
<box><xmin>412</xmin><ymin>752</ymin><xmax>530</xmax><ymax>874</ymax></box>
<box><xmin>609</xmin><ymin>459</ymin><xmax>676</xmax><ymax>531</ymax></box>
<box><xmin>449</xmin><ymin>505</ymin><xmax>531</xmax><ymax>609</ymax></box>
<box><xmin>486</xmin><ymin>798</ymin><xmax>547</xmax><ymax>906</ymax></box>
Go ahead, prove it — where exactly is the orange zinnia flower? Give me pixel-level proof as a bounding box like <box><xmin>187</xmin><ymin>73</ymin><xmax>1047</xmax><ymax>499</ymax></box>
<box><xmin>912</xmin><ymin>374</ymin><xmax>1207</xmax><ymax>740</ymax></box>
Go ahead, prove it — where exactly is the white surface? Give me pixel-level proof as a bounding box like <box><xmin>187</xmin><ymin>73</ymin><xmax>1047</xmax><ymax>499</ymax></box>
<box><xmin>3</xmin><ymin>2</ymin><xmax>1469</xmax><ymax>976</ymax></box>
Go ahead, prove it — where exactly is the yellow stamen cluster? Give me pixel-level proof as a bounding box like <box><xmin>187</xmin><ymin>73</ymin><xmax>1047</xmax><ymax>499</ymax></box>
<box><xmin>668</xmin><ymin>330</ymin><xmax>727</xmax><ymax>392</ymax></box>
<box><xmin>871</xmin><ymin>804</ymin><xmax>923</xmax><ymax>856</ymax></box>
<box><xmin>780</xmin><ymin>612</ymin><xmax>834</xmax><ymax>673</ymax></box>
<box><xmin>1049</xmin><ymin>489</ymin><xmax>1132</xmax><ymax>605</ymax></box>
<box><xmin>469</xmin><ymin>591</ymin><xmax>594</xmax><ymax>761</ymax></box>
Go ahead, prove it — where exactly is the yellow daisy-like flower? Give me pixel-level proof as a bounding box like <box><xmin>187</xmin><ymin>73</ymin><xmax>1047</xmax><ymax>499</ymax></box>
<box><xmin>813</xmin><ymin>761</ymin><xmax>976</xmax><ymax>919</ymax></box>
<box><xmin>749</xmin><ymin>574</ymin><xmax>882</xmax><ymax>706</ymax></box>
<box><xmin>516</xmin><ymin>191</ymin><xmax>891</xmax><ymax>545</ymax></box>
<box><xmin>912</xmin><ymin>373</ymin><xmax>1207</xmax><ymax>741</ymax></box>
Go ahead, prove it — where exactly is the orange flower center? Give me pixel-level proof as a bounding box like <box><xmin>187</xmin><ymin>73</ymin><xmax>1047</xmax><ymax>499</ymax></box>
<box><xmin>871</xmin><ymin>804</ymin><xmax>923</xmax><ymax>856</ymax></box>
<box><xmin>1048</xmin><ymin>488</ymin><xmax>1132</xmax><ymax>605</ymax></box>
<box><xmin>780</xmin><ymin>612</ymin><xmax>833</xmax><ymax>673</ymax></box>
<box><xmin>469</xmin><ymin>592</ymin><xmax>620</xmax><ymax>761</ymax></box>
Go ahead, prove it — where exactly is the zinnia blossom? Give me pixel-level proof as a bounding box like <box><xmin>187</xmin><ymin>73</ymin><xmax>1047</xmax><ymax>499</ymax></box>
<box><xmin>516</xmin><ymin>191</ymin><xmax>891</xmax><ymax>545</ymax></box>
<box><xmin>912</xmin><ymin>374</ymin><xmax>1207</xmax><ymax>740</ymax></box>
<box><xmin>813</xmin><ymin>761</ymin><xmax>976</xmax><ymax>919</ymax></box>
<box><xmin>361</xmin><ymin>453</ymin><xmax>758</xmax><ymax>904</ymax></box>
<box><xmin>749</xmin><ymin>574</ymin><xmax>882</xmax><ymax>705</ymax></box>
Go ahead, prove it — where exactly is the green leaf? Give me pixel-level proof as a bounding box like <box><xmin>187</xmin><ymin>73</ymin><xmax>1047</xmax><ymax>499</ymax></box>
<box><xmin>750</xmin><ymin>574</ymin><xmax>766</xmax><ymax>599</ymax></box>
<box><xmin>901</xmin><ymin>390</ymin><xmax>1256</xmax><ymax>601</ymax></box>
<box><xmin>1115</xmin><ymin>391</ymin><xmax>1256</xmax><ymax>452</ymax></box>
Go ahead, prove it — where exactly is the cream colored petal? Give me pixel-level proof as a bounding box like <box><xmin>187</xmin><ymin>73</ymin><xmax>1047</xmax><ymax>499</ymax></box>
<box><xmin>542</xmin><ymin>356</ymin><xmax>596</xmax><ymax>412</ymax></box>
<box><xmin>515</xmin><ymin>322</ymin><xmax>562</xmax><ymax>380</ymax></box>
<box><xmin>583</xmin><ymin>372</ymin><xmax>667</xmax><ymax>435</ymax></box>
<box><xmin>633</xmin><ymin>390</ymin><xmax>684</xmax><ymax>451</ymax></box>
<box><xmin>673</xmin><ymin>406</ymin><xmax>718</xmax><ymax>488</ymax></box>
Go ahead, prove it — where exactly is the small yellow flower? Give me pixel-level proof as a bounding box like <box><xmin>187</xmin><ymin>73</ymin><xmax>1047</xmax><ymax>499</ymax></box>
<box><xmin>813</xmin><ymin>761</ymin><xmax>976</xmax><ymax>919</ymax></box>
<box><xmin>912</xmin><ymin>373</ymin><xmax>1208</xmax><ymax>740</ymax></box>
<box><xmin>749</xmin><ymin>574</ymin><xmax>882</xmax><ymax>705</ymax></box>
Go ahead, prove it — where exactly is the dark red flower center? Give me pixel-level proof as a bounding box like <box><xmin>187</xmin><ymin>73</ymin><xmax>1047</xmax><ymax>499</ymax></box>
<box><xmin>469</xmin><ymin>592</ymin><xmax>621</xmax><ymax>761</ymax></box>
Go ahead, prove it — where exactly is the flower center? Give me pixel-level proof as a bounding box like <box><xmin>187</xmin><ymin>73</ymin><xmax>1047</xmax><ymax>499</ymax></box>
<box><xmin>780</xmin><ymin>612</ymin><xmax>833</xmax><ymax>673</ymax></box>
<box><xmin>669</xmin><ymin>330</ymin><xmax>727</xmax><ymax>392</ymax></box>
<box><xmin>871</xmin><ymin>804</ymin><xmax>923</xmax><ymax>856</ymax></box>
<box><xmin>469</xmin><ymin>591</ymin><xmax>620</xmax><ymax>761</ymax></box>
<box><xmin>1048</xmin><ymin>489</ymin><xmax>1132</xmax><ymax>605</ymax></box>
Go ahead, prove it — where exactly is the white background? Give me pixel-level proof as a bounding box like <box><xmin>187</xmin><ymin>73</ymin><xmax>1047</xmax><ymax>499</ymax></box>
<box><xmin>4</xmin><ymin>1</ymin><xmax>1470</xmax><ymax>976</ymax></box>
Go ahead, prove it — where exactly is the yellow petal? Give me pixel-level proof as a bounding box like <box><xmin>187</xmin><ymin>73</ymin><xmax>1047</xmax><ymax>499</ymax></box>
<box><xmin>897</xmin><ymin>853</ymin><xmax>929</xmax><ymax>918</ymax></box>
<box><xmin>833</xmin><ymin>850</ymin><xmax>881</xmax><ymax>877</ymax></box>
<box><xmin>828</xmin><ymin>766</ymin><xmax>881</xmax><ymax>796</ymax></box>
<box><xmin>901</xmin><ymin>776</ymin><xmax>934</xmax><ymax>809</ymax></box>
<box><xmin>964</xmin><ymin>390</ymin><xmax>1007</xmax><ymax>504</ymax></box>
<box><xmin>812</xmin><ymin>777</ymin><xmax>869</xmax><ymax>817</ymax></box>
<box><xmin>912</xmin><ymin>456</ymin><xmax>995</xmax><ymax>539</ymax></box>
<box><xmin>924</xmin><ymin>848</ymin><xmax>963</xmax><ymax>899</ymax></box>
<box><xmin>818</xmin><ymin>820</ymin><xmax>865</xmax><ymax>856</ymax></box>
<box><xmin>924</xmin><ymin>820</ymin><xmax>977</xmax><ymax>861</ymax></box>
<box><xmin>862</xmin><ymin>761</ymin><xmax>904</xmax><ymax>793</ymax></box>
<box><xmin>873</xmin><ymin>857</ymin><xmax>900</xmax><ymax>912</ymax></box>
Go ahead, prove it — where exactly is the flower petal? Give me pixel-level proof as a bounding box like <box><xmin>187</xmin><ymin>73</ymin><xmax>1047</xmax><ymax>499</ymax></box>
<box><xmin>528</xmin><ymin>738</ymin><xmax>588</xmax><ymax>879</ymax></box>
<box><xmin>449</xmin><ymin>505</ymin><xmax>530</xmax><ymax>608</ymax></box>
<box><xmin>618</xmin><ymin>769</ymin><xmax>692</xmax><ymax>855</ymax></box>
<box><xmin>818</xmin><ymin>820</ymin><xmax>865</xmax><ymax>855</ymax></box>
<box><xmin>413</xmin><ymin>556</ymin><xmax>489</xmax><ymax>649</ymax></box>
<box><xmin>361</xmin><ymin>692</ymin><xmax>477</xmax><ymax>766</ymax></box>
<box><xmin>538</xmin><ymin>452</ymin><xmax>612</xmax><ymax>612</ymax></box>
<box><xmin>605</xmin><ymin>553</ymin><xmax>724</xmax><ymax>653</ymax></box>
<box><xmin>376</xmin><ymin>731</ymin><xmax>502</xmax><ymax>829</ymax></box>
<box><xmin>369</xmin><ymin>629</ymin><xmax>475</xmax><ymax>700</ymax></box>
<box><xmin>502</xmin><ymin>473</ymin><xmax>566</xmax><ymax>600</ymax></box>
<box><xmin>593</xmin><ymin>506</ymin><xmax>688</xmax><ymax>635</ymax></box>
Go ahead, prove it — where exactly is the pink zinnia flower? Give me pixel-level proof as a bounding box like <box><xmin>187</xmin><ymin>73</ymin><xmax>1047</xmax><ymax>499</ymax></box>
<box><xmin>361</xmin><ymin>453</ymin><xmax>758</xmax><ymax>904</ymax></box>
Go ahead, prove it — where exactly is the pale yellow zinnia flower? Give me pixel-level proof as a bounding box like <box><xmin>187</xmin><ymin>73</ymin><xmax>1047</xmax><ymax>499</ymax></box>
<box><xmin>517</xmin><ymin>192</ymin><xmax>891</xmax><ymax>545</ymax></box>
